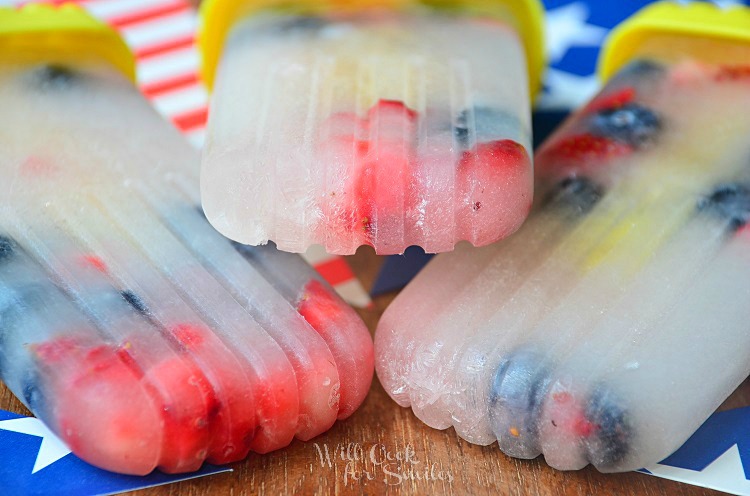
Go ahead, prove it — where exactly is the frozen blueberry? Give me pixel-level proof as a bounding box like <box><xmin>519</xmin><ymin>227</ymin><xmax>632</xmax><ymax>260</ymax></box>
<box><xmin>454</xmin><ymin>107</ymin><xmax>521</xmax><ymax>147</ymax></box>
<box><xmin>22</xmin><ymin>376</ymin><xmax>43</xmax><ymax>412</ymax></box>
<box><xmin>260</xmin><ymin>15</ymin><xmax>328</xmax><ymax>35</ymax></box>
<box><xmin>31</xmin><ymin>64</ymin><xmax>78</xmax><ymax>90</ymax></box>
<box><xmin>583</xmin><ymin>387</ymin><xmax>632</xmax><ymax>468</ymax></box>
<box><xmin>121</xmin><ymin>290</ymin><xmax>149</xmax><ymax>315</ymax></box>
<box><xmin>489</xmin><ymin>350</ymin><xmax>551</xmax><ymax>458</ymax></box>
<box><xmin>615</xmin><ymin>60</ymin><xmax>665</xmax><ymax>82</ymax></box>
<box><xmin>284</xmin><ymin>16</ymin><xmax>327</xmax><ymax>31</ymax></box>
<box><xmin>0</xmin><ymin>236</ymin><xmax>15</xmax><ymax>264</ymax></box>
<box><xmin>589</xmin><ymin>103</ymin><xmax>661</xmax><ymax>147</ymax></box>
<box><xmin>0</xmin><ymin>285</ymin><xmax>40</xmax><ymax>356</ymax></box>
<box><xmin>698</xmin><ymin>183</ymin><xmax>750</xmax><ymax>231</ymax></box>
<box><xmin>545</xmin><ymin>176</ymin><xmax>603</xmax><ymax>215</ymax></box>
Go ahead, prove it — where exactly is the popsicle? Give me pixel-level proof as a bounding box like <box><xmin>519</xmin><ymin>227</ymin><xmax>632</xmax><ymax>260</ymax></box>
<box><xmin>0</xmin><ymin>4</ymin><xmax>373</xmax><ymax>475</ymax></box>
<box><xmin>197</xmin><ymin>0</ymin><xmax>544</xmax><ymax>255</ymax></box>
<box><xmin>375</xmin><ymin>1</ymin><xmax>750</xmax><ymax>472</ymax></box>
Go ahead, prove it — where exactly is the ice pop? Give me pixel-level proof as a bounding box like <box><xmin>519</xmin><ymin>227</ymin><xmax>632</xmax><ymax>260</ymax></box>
<box><xmin>375</xmin><ymin>1</ymin><xmax>750</xmax><ymax>472</ymax></box>
<box><xmin>198</xmin><ymin>0</ymin><xmax>544</xmax><ymax>255</ymax></box>
<box><xmin>0</xmin><ymin>4</ymin><xmax>373</xmax><ymax>475</ymax></box>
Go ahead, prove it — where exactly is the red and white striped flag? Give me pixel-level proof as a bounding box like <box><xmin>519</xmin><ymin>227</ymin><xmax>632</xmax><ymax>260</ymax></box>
<box><xmin>9</xmin><ymin>0</ymin><xmax>372</xmax><ymax>308</ymax></box>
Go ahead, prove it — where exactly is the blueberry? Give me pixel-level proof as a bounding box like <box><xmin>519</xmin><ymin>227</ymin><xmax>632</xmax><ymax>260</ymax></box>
<box><xmin>545</xmin><ymin>176</ymin><xmax>603</xmax><ymax>215</ymax></box>
<box><xmin>0</xmin><ymin>286</ymin><xmax>39</xmax><ymax>360</ymax></box>
<box><xmin>583</xmin><ymin>387</ymin><xmax>632</xmax><ymax>468</ymax></box>
<box><xmin>271</xmin><ymin>16</ymin><xmax>327</xmax><ymax>34</ymax></box>
<box><xmin>32</xmin><ymin>64</ymin><xmax>77</xmax><ymax>90</ymax></box>
<box><xmin>0</xmin><ymin>236</ymin><xmax>15</xmax><ymax>264</ymax></box>
<box><xmin>489</xmin><ymin>350</ymin><xmax>551</xmax><ymax>458</ymax></box>
<box><xmin>589</xmin><ymin>103</ymin><xmax>661</xmax><ymax>147</ymax></box>
<box><xmin>698</xmin><ymin>183</ymin><xmax>750</xmax><ymax>231</ymax></box>
<box><xmin>454</xmin><ymin>107</ymin><xmax>520</xmax><ymax>148</ymax></box>
<box><xmin>22</xmin><ymin>377</ymin><xmax>43</xmax><ymax>412</ymax></box>
<box><xmin>121</xmin><ymin>290</ymin><xmax>149</xmax><ymax>315</ymax></box>
<box><xmin>615</xmin><ymin>60</ymin><xmax>665</xmax><ymax>82</ymax></box>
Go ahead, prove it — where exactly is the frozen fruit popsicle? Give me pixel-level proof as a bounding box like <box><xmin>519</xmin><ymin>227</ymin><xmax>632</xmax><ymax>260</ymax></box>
<box><xmin>0</xmin><ymin>4</ymin><xmax>373</xmax><ymax>475</ymax></box>
<box><xmin>375</xmin><ymin>1</ymin><xmax>750</xmax><ymax>472</ymax></box>
<box><xmin>198</xmin><ymin>0</ymin><xmax>544</xmax><ymax>254</ymax></box>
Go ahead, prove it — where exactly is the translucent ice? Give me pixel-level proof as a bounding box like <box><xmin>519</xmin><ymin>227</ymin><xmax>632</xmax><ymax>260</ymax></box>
<box><xmin>376</xmin><ymin>2</ymin><xmax>750</xmax><ymax>472</ymax></box>
<box><xmin>199</xmin><ymin>0</ymin><xmax>544</xmax><ymax>254</ymax></box>
<box><xmin>0</xmin><ymin>5</ymin><xmax>373</xmax><ymax>475</ymax></box>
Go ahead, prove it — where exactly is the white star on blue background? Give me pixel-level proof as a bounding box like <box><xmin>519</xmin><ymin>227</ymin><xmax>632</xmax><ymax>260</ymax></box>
<box><xmin>0</xmin><ymin>417</ymin><xmax>71</xmax><ymax>474</ymax></box>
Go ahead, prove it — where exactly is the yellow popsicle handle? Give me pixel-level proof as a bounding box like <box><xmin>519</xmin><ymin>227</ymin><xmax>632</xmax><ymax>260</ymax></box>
<box><xmin>598</xmin><ymin>1</ymin><xmax>750</xmax><ymax>82</ymax></box>
<box><xmin>0</xmin><ymin>3</ymin><xmax>135</xmax><ymax>82</ymax></box>
<box><xmin>198</xmin><ymin>0</ymin><xmax>544</xmax><ymax>96</ymax></box>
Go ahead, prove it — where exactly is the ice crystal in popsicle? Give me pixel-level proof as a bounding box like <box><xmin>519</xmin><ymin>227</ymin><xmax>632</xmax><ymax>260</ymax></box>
<box><xmin>0</xmin><ymin>4</ymin><xmax>373</xmax><ymax>475</ymax></box>
<box><xmin>375</xmin><ymin>1</ymin><xmax>750</xmax><ymax>472</ymax></box>
<box><xmin>198</xmin><ymin>0</ymin><xmax>544</xmax><ymax>254</ymax></box>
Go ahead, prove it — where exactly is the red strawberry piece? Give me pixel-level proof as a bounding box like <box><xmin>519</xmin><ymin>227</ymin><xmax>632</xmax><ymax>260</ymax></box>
<box><xmin>348</xmin><ymin>100</ymin><xmax>417</xmax><ymax>244</ymax></box>
<box><xmin>321</xmin><ymin>100</ymin><xmax>419</xmax><ymax>247</ymax></box>
<box><xmin>33</xmin><ymin>336</ymin><xmax>81</xmax><ymax>363</ymax></box>
<box><xmin>716</xmin><ymin>65</ymin><xmax>750</xmax><ymax>82</ymax></box>
<box><xmin>19</xmin><ymin>155</ymin><xmax>58</xmax><ymax>177</ymax></box>
<box><xmin>367</xmin><ymin>99</ymin><xmax>418</xmax><ymax>122</ymax></box>
<box><xmin>584</xmin><ymin>87</ymin><xmax>636</xmax><ymax>113</ymax></box>
<box><xmin>245</xmin><ymin>369</ymin><xmax>298</xmax><ymax>454</ymax></box>
<box><xmin>552</xmin><ymin>391</ymin><xmax>573</xmax><ymax>404</ymax></box>
<box><xmin>572</xmin><ymin>415</ymin><xmax>598</xmax><ymax>438</ymax></box>
<box><xmin>548</xmin><ymin>390</ymin><xmax>598</xmax><ymax>438</ymax></box>
<box><xmin>170</xmin><ymin>323</ymin><xmax>206</xmax><ymax>349</ymax></box>
<box><xmin>139</xmin><ymin>353</ymin><xmax>217</xmax><ymax>473</ymax></box>
<box><xmin>539</xmin><ymin>133</ymin><xmax>633</xmax><ymax>167</ymax></box>
<box><xmin>349</xmin><ymin>147</ymin><xmax>411</xmax><ymax>239</ymax></box>
<box><xmin>81</xmin><ymin>255</ymin><xmax>108</xmax><ymax>273</ymax></box>
<box><xmin>297</xmin><ymin>279</ymin><xmax>344</xmax><ymax>332</ymax></box>
<box><xmin>457</xmin><ymin>139</ymin><xmax>533</xmax><ymax>246</ymax></box>
<box><xmin>167</xmin><ymin>324</ymin><xmax>257</xmax><ymax>465</ymax></box>
<box><xmin>33</xmin><ymin>335</ymin><xmax>163</xmax><ymax>475</ymax></box>
<box><xmin>297</xmin><ymin>279</ymin><xmax>374</xmax><ymax>419</ymax></box>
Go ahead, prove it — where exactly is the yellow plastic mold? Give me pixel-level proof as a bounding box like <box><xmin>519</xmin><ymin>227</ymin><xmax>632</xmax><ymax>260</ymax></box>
<box><xmin>599</xmin><ymin>1</ymin><xmax>750</xmax><ymax>82</ymax></box>
<box><xmin>0</xmin><ymin>3</ymin><xmax>135</xmax><ymax>81</ymax></box>
<box><xmin>198</xmin><ymin>0</ymin><xmax>545</xmax><ymax>95</ymax></box>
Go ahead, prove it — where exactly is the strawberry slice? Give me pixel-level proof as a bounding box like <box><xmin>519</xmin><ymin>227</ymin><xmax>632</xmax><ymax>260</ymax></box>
<box><xmin>168</xmin><ymin>324</ymin><xmax>257</xmax><ymax>465</ymax></box>
<box><xmin>584</xmin><ymin>87</ymin><xmax>636</xmax><ymax>113</ymax></box>
<box><xmin>457</xmin><ymin>139</ymin><xmax>533</xmax><ymax>246</ymax></box>
<box><xmin>549</xmin><ymin>390</ymin><xmax>599</xmax><ymax>438</ymax></box>
<box><xmin>350</xmin><ymin>100</ymin><xmax>417</xmax><ymax>244</ymax></box>
<box><xmin>297</xmin><ymin>279</ymin><xmax>345</xmax><ymax>330</ymax></box>
<box><xmin>538</xmin><ymin>133</ymin><xmax>633</xmax><ymax>169</ymax></box>
<box><xmin>80</xmin><ymin>255</ymin><xmax>108</xmax><ymax>273</ymax></box>
<box><xmin>139</xmin><ymin>353</ymin><xmax>216</xmax><ymax>473</ymax></box>
<box><xmin>297</xmin><ymin>279</ymin><xmax>374</xmax><ymax>419</ymax></box>
<box><xmin>366</xmin><ymin>99</ymin><xmax>418</xmax><ymax>123</ymax></box>
<box><xmin>33</xmin><ymin>336</ymin><xmax>163</xmax><ymax>475</ymax></box>
<box><xmin>163</xmin><ymin>325</ymin><xmax>297</xmax><ymax>456</ymax></box>
<box><xmin>322</xmin><ymin>100</ymin><xmax>418</xmax><ymax>247</ymax></box>
<box><xmin>716</xmin><ymin>65</ymin><xmax>750</xmax><ymax>82</ymax></box>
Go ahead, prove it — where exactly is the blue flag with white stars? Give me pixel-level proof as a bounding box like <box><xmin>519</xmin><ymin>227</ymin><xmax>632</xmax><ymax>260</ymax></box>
<box><xmin>640</xmin><ymin>407</ymin><xmax>750</xmax><ymax>495</ymax></box>
<box><xmin>0</xmin><ymin>410</ymin><xmax>230</xmax><ymax>496</ymax></box>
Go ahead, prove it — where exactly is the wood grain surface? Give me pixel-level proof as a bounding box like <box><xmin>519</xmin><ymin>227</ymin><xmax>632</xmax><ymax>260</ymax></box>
<box><xmin>1</xmin><ymin>247</ymin><xmax>747</xmax><ymax>496</ymax></box>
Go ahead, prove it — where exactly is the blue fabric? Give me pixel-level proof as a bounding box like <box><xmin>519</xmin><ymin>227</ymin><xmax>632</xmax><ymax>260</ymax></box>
<box><xmin>0</xmin><ymin>410</ymin><xmax>230</xmax><ymax>496</ymax></box>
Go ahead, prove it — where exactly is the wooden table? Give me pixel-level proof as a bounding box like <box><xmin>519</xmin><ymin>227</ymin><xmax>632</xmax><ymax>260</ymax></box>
<box><xmin>2</xmin><ymin>248</ymin><xmax>747</xmax><ymax>495</ymax></box>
